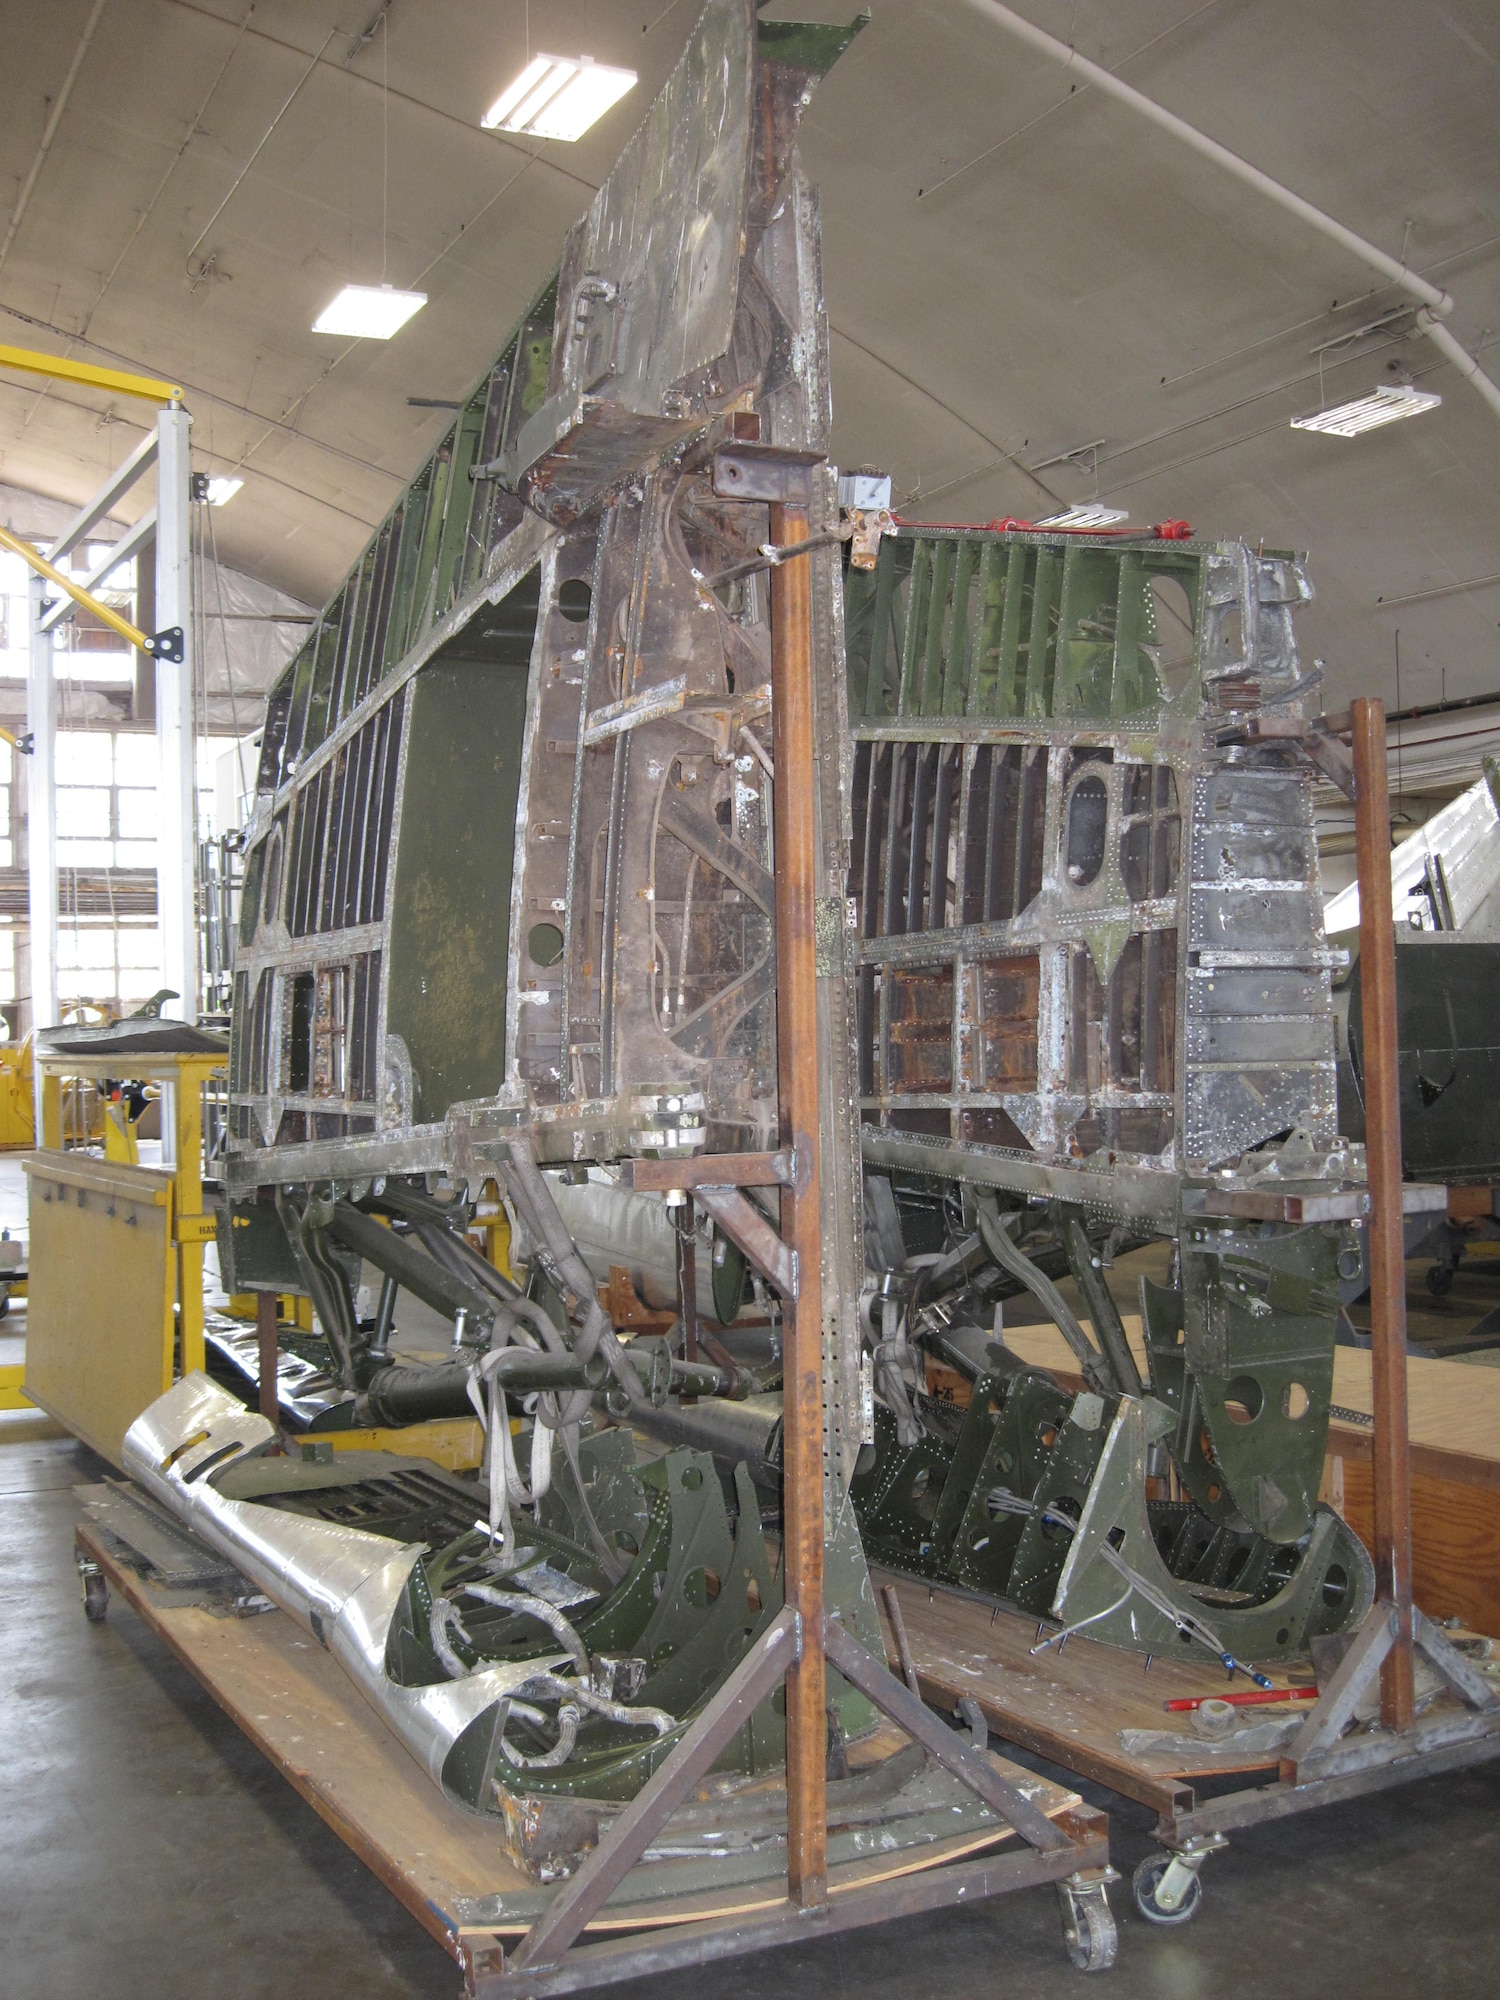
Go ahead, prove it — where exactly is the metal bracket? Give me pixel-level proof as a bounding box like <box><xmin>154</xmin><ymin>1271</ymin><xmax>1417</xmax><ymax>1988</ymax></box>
<box><xmin>1285</xmin><ymin>1601</ymin><xmax>1398</xmax><ymax>1766</ymax></box>
<box><xmin>1304</xmin><ymin>725</ymin><xmax>1356</xmax><ymax>800</ymax></box>
<box><xmin>693</xmin><ymin>1183</ymin><xmax>797</xmax><ymax>1299</ymax></box>
<box><xmin>619</xmin><ymin>1150</ymin><xmax>795</xmax><ymax>1194</ymax></box>
<box><xmin>145</xmin><ymin>625</ymin><xmax>185</xmax><ymax>663</ymax></box>
<box><xmin>711</xmin><ymin>443</ymin><xmax>825</xmax><ymax>506</ymax></box>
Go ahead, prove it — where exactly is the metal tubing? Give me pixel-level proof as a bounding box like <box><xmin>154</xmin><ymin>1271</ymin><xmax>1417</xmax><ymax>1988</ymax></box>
<box><xmin>39</xmin><ymin>508</ymin><xmax>158</xmax><ymax>635</ymax></box>
<box><xmin>963</xmin><ymin>1</ymin><xmax>1500</xmax><ymax>424</ymax></box>
<box><xmin>0</xmin><ymin>522</ymin><xmax>155</xmax><ymax>655</ymax></box>
<box><xmin>768</xmin><ymin>489</ymin><xmax>828</xmax><ymax>1909</ymax></box>
<box><xmin>359</xmin><ymin>1349</ymin><xmax>609</xmax><ymax>1428</ymax></box>
<box><xmin>328</xmin><ymin>1202</ymin><xmax>494</xmax><ymax>1328</ymax></box>
<box><xmin>45</xmin><ymin>428</ymin><xmax>160</xmax><ymax>563</ymax></box>
<box><xmin>368</xmin><ymin>1272</ymin><xmax>398</xmax><ymax>1364</ymax></box>
<box><xmin>0</xmin><ymin>0</ymin><xmax>108</xmax><ymax>280</ymax></box>
<box><xmin>676</xmin><ymin>1199</ymin><xmax>699</xmax><ymax>1404</ymax></box>
<box><xmin>25</xmin><ymin>571</ymin><xmax>57</xmax><ymax>1033</ymax></box>
<box><xmin>1351</xmin><ymin>697</ymin><xmax>1416</xmax><ymax>1730</ymax></box>
<box><xmin>1063</xmin><ymin>1216</ymin><xmax>1143</xmax><ymax>1397</ymax></box>
<box><xmin>155</xmin><ymin>407</ymin><xmax>198</xmax><ymax>1022</ymax></box>
<box><xmin>255</xmin><ymin>1290</ymin><xmax>280</xmax><ymax>1425</ymax></box>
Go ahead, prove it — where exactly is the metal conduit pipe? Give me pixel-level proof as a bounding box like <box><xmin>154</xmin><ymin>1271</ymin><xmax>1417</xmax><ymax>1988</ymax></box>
<box><xmin>357</xmin><ymin>1348</ymin><xmax>611</xmax><ymax>1428</ymax></box>
<box><xmin>962</xmin><ymin>0</ymin><xmax>1500</xmax><ymax>423</ymax></box>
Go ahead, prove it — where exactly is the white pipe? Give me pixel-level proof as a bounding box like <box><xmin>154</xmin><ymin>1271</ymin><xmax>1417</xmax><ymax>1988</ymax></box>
<box><xmin>155</xmin><ymin>406</ymin><xmax>198</xmax><ymax>1024</ymax></box>
<box><xmin>0</xmin><ymin>0</ymin><xmax>108</xmax><ymax>279</ymax></box>
<box><xmin>962</xmin><ymin>1</ymin><xmax>1500</xmax><ymax>416</ymax></box>
<box><xmin>26</xmin><ymin>572</ymin><xmax>57</xmax><ymax>1033</ymax></box>
<box><xmin>1418</xmin><ymin>312</ymin><xmax>1500</xmax><ymax>421</ymax></box>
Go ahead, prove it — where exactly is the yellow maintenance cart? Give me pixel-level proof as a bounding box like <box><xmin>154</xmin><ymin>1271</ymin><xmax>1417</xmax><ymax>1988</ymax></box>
<box><xmin>21</xmin><ymin>1025</ymin><xmax>226</xmax><ymax>1464</ymax></box>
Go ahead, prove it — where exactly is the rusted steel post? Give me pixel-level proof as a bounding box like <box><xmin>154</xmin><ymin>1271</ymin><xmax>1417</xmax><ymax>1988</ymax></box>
<box><xmin>675</xmin><ymin>1199</ymin><xmax>699</xmax><ymax>1404</ymax></box>
<box><xmin>768</xmin><ymin>488</ymin><xmax>829</xmax><ymax>1909</ymax></box>
<box><xmin>1350</xmin><ymin>697</ymin><xmax>1415</xmax><ymax>1731</ymax></box>
<box><xmin>256</xmin><ymin>1289</ymin><xmax>280</xmax><ymax>1427</ymax></box>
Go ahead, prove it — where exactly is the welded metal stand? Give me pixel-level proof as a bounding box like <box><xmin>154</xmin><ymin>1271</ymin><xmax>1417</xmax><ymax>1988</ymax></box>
<box><xmin>470</xmin><ymin>443</ymin><xmax>1115</xmax><ymax>1996</ymax></box>
<box><xmin>955</xmin><ymin>699</ymin><xmax>1500</xmax><ymax>1930</ymax></box>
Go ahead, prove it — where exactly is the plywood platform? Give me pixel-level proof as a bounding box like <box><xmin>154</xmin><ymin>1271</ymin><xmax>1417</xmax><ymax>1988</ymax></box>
<box><xmin>74</xmin><ymin>1520</ymin><xmax>1084</xmax><ymax>1967</ymax></box>
<box><xmin>873</xmin><ymin>1569</ymin><xmax>1293</xmax><ymax>1816</ymax></box>
<box><xmin>874</xmin><ymin>1563</ymin><xmax>1500</xmax><ymax>1842</ymax></box>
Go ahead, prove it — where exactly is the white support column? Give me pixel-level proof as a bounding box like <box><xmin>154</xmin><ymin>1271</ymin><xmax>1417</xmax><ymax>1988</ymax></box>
<box><xmin>26</xmin><ymin>569</ymin><xmax>57</xmax><ymax>1033</ymax></box>
<box><xmin>155</xmin><ymin>405</ymin><xmax>197</xmax><ymax>1023</ymax></box>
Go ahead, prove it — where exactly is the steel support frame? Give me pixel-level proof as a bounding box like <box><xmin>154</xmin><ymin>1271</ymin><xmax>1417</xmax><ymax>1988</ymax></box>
<box><xmin>155</xmin><ymin>406</ymin><xmax>197</xmax><ymax>1025</ymax></box>
<box><xmin>26</xmin><ymin>569</ymin><xmax>57</xmax><ymax>1034</ymax></box>
<box><xmin>1350</xmin><ymin>698</ymin><xmax>1416</xmax><ymax>1726</ymax></box>
<box><xmin>968</xmin><ymin>699</ymin><xmax>1500</xmax><ymax>1885</ymax></box>
<box><xmin>473</xmin><ymin>443</ymin><xmax>1110</xmax><ymax>1996</ymax></box>
<box><xmin>22</xmin><ymin>405</ymin><xmax>196</xmax><ymax>1032</ymax></box>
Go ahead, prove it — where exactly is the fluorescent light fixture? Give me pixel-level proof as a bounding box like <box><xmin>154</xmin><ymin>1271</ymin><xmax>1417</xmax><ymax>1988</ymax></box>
<box><xmin>1290</xmin><ymin>383</ymin><xmax>1441</xmax><ymax>437</ymax></box>
<box><xmin>1036</xmin><ymin>503</ymin><xmax>1129</xmax><ymax>530</ymax></box>
<box><xmin>481</xmin><ymin>54</ymin><xmax>637</xmax><ymax>141</ymax></box>
<box><xmin>312</xmin><ymin>283</ymin><xmax>427</xmax><ymax>339</ymax></box>
<box><xmin>205</xmin><ymin>476</ymin><xmax>243</xmax><ymax>507</ymax></box>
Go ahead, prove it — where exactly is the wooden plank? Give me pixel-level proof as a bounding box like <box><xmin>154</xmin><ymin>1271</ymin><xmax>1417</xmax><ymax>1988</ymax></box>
<box><xmin>77</xmin><ymin>1521</ymin><xmax>525</xmax><ymax>1958</ymax></box>
<box><xmin>1324</xmin><ymin>1451</ymin><xmax>1500</xmax><ymax>1638</ymax></box>
<box><xmin>871</xmin><ymin>1569</ymin><xmax>1307</xmax><ymax>1808</ymax></box>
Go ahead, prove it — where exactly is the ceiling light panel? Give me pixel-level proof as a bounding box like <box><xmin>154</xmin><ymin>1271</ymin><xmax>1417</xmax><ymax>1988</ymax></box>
<box><xmin>1290</xmin><ymin>383</ymin><xmax>1442</xmax><ymax>437</ymax></box>
<box><xmin>482</xmin><ymin>55</ymin><xmax>637</xmax><ymax>141</ymax></box>
<box><xmin>205</xmin><ymin>477</ymin><xmax>242</xmax><ymax>507</ymax></box>
<box><xmin>312</xmin><ymin>284</ymin><xmax>427</xmax><ymax>339</ymax></box>
<box><xmin>1035</xmin><ymin>503</ymin><xmax>1129</xmax><ymax>529</ymax></box>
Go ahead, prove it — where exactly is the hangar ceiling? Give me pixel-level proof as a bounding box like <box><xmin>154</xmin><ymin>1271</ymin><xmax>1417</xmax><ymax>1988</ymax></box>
<box><xmin>0</xmin><ymin>0</ymin><xmax>1495</xmax><ymax>725</ymax></box>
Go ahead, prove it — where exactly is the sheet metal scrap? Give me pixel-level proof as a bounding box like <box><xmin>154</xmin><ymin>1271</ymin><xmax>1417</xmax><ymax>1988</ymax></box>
<box><xmin>122</xmin><ymin>1373</ymin><xmax>1024</xmax><ymax>1895</ymax></box>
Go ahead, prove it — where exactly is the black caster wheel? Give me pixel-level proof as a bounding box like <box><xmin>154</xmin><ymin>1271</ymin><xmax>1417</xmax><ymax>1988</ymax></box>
<box><xmin>82</xmin><ymin>1568</ymin><xmax>109</xmax><ymax>1622</ymax></box>
<box><xmin>1133</xmin><ymin>1852</ymin><xmax>1202</xmax><ymax>1925</ymax></box>
<box><xmin>1058</xmin><ymin>1882</ymin><xmax>1119</xmax><ymax>1971</ymax></box>
<box><xmin>1427</xmin><ymin>1263</ymin><xmax>1457</xmax><ymax>1297</ymax></box>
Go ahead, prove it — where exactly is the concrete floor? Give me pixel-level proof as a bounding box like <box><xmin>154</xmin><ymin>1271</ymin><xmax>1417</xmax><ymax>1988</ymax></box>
<box><xmin>5</xmin><ymin>1133</ymin><xmax>1500</xmax><ymax>1997</ymax></box>
<box><xmin>3</xmin><ymin>1417</ymin><xmax>1499</xmax><ymax>1998</ymax></box>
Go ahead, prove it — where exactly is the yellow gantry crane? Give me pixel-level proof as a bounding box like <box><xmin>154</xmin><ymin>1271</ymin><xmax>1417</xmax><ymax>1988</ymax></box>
<box><xmin>0</xmin><ymin>340</ymin><xmax>189</xmax><ymax>660</ymax></box>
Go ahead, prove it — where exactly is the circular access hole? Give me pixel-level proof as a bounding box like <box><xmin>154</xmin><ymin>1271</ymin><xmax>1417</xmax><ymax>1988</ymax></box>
<box><xmin>528</xmin><ymin>921</ymin><xmax>564</xmax><ymax>967</ymax></box>
<box><xmin>1321</xmin><ymin>1563</ymin><xmax>1350</xmax><ymax>1609</ymax></box>
<box><xmin>1223</xmin><ymin>1375</ymin><xmax>1264</xmax><ymax>1425</ymax></box>
<box><xmin>908</xmin><ymin>1466</ymin><xmax>941</xmax><ymax>1522</ymax></box>
<box><xmin>1283</xmin><ymin>1381</ymin><xmax>1310</xmax><ymax>1420</ymax></box>
<box><xmin>681</xmin><ymin>1465</ymin><xmax>703</xmax><ymax>1492</ymax></box>
<box><xmin>1040</xmin><ymin>1496</ymin><xmax>1081</xmax><ymax>1542</ymax></box>
<box><xmin>558</xmin><ymin>577</ymin><xmax>593</xmax><ymax>623</ymax></box>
